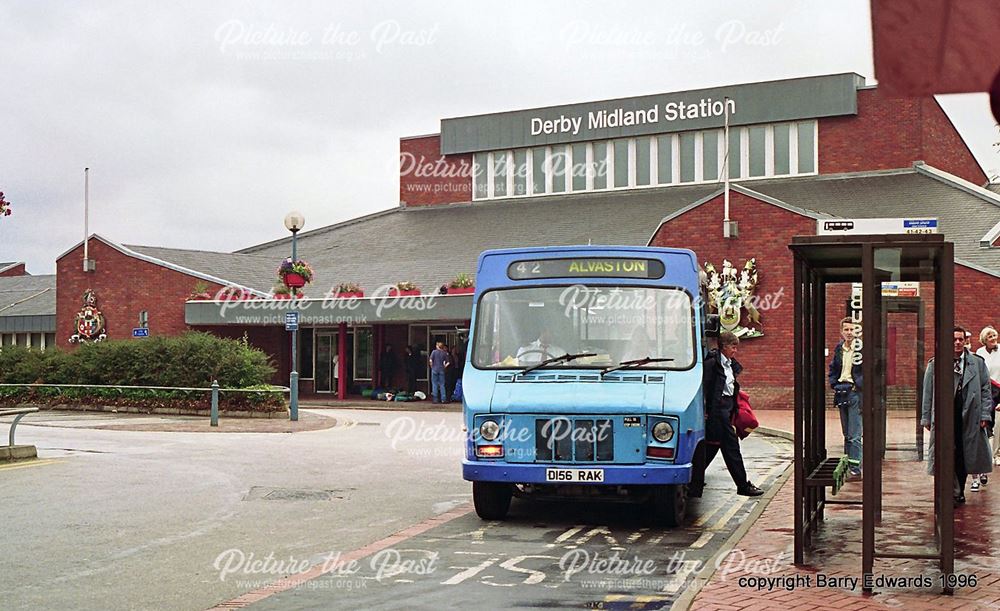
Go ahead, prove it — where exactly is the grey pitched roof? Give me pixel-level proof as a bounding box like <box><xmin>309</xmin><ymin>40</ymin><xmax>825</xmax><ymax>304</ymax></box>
<box><xmin>0</xmin><ymin>274</ymin><xmax>55</xmax><ymax>317</ymax></box>
<box><xmin>124</xmin><ymin>245</ymin><xmax>281</xmax><ymax>293</ymax></box>
<box><xmin>749</xmin><ymin>169</ymin><xmax>1000</xmax><ymax>274</ymax></box>
<box><xmin>236</xmin><ymin>167</ymin><xmax>1000</xmax><ymax>293</ymax></box>
<box><xmin>238</xmin><ymin>183</ymin><xmax>720</xmax><ymax>296</ymax></box>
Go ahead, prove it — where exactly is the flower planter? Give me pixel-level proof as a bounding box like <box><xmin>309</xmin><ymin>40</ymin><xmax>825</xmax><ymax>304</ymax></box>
<box><xmin>273</xmin><ymin>293</ymin><xmax>298</xmax><ymax>300</ymax></box>
<box><xmin>284</xmin><ymin>272</ymin><xmax>307</xmax><ymax>288</ymax></box>
<box><xmin>448</xmin><ymin>287</ymin><xmax>475</xmax><ymax>295</ymax></box>
<box><xmin>389</xmin><ymin>289</ymin><xmax>420</xmax><ymax>297</ymax></box>
<box><xmin>335</xmin><ymin>291</ymin><xmax>364</xmax><ymax>298</ymax></box>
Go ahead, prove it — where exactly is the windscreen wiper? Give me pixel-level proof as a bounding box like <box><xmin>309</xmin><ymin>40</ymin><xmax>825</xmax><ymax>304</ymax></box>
<box><xmin>518</xmin><ymin>352</ymin><xmax>597</xmax><ymax>375</ymax></box>
<box><xmin>600</xmin><ymin>357</ymin><xmax>674</xmax><ymax>377</ymax></box>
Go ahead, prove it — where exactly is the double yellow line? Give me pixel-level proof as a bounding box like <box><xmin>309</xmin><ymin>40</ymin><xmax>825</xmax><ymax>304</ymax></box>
<box><xmin>0</xmin><ymin>458</ymin><xmax>60</xmax><ymax>472</ymax></box>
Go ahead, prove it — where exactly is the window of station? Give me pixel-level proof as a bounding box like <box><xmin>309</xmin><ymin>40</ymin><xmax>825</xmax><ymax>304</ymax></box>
<box><xmin>470</xmin><ymin>120</ymin><xmax>817</xmax><ymax>200</ymax></box>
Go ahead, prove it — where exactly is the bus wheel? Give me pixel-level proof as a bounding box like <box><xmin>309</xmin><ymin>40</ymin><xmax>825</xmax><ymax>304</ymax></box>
<box><xmin>473</xmin><ymin>482</ymin><xmax>512</xmax><ymax>520</ymax></box>
<box><xmin>650</xmin><ymin>484</ymin><xmax>687</xmax><ymax>527</ymax></box>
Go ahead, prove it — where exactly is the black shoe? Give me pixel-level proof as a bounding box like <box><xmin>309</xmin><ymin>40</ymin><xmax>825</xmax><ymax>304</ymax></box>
<box><xmin>687</xmin><ymin>486</ymin><xmax>703</xmax><ymax>498</ymax></box>
<box><xmin>954</xmin><ymin>494</ymin><xmax>966</xmax><ymax>505</ymax></box>
<box><xmin>737</xmin><ymin>483</ymin><xmax>764</xmax><ymax>497</ymax></box>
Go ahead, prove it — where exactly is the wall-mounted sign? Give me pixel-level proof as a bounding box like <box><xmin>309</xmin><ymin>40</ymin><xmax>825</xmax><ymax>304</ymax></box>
<box><xmin>441</xmin><ymin>73</ymin><xmax>863</xmax><ymax>154</ymax></box>
<box><xmin>132</xmin><ymin>328</ymin><xmax>149</xmax><ymax>338</ymax></box>
<box><xmin>704</xmin><ymin>258</ymin><xmax>763</xmax><ymax>339</ymax></box>
<box><xmin>817</xmin><ymin>218</ymin><xmax>938</xmax><ymax>235</ymax></box>
<box><xmin>507</xmin><ymin>258</ymin><xmax>665</xmax><ymax>280</ymax></box>
<box><xmin>69</xmin><ymin>289</ymin><xmax>107</xmax><ymax>344</ymax></box>
<box><xmin>881</xmin><ymin>282</ymin><xmax>920</xmax><ymax>297</ymax></box>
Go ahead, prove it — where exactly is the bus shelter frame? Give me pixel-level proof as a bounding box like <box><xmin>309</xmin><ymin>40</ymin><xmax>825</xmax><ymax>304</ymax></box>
<box><xmin>789</xmin><ymin>234</ymin><xmax>955</xmax><ymax>593</ymax></box>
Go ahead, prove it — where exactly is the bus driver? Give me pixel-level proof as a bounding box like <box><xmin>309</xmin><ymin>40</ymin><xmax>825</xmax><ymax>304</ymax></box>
<box><xmin>516</xmin><ymin>329</ymin><xmax>566</xmax><ymax>365</ymax></box>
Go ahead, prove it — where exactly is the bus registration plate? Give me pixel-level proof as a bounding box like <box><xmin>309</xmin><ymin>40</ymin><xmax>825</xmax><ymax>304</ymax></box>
<box><xmin>545</xmin><ymin>468</ymin><xmax>605</xmax><ymax>483</ymax></box>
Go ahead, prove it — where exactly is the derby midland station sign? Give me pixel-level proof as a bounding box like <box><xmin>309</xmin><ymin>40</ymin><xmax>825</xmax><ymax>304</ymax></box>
<box><xmin>440</xmin><ymin>73</ymin><xmax>863</xmax><ymax>154</ymax></box>
<box><xmin>531</xmin><ymin>97</ymin><xmax>736</xmax><ymax>137</ymax></box>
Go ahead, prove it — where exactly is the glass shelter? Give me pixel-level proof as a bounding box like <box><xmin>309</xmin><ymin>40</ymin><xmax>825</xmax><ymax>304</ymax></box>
<box><xmin>790</xmin><ymin>234</ymin><xmax>958</xmax><ymax>593</ymax></box>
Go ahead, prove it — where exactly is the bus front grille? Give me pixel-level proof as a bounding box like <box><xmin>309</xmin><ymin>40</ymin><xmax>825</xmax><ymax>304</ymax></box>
<box><xmin>534</xmin><ymin>418</ymin><xmax>614</xmax><ymax>462</ymax></box>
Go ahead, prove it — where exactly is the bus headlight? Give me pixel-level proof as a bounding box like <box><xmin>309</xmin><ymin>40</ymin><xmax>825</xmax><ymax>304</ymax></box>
<box><xmin>652</xmin><ymin>421</ymin><xmax>674</xmax><ymax>443</ymax></box>
<box><xmin>480</xmin><ymin>420</ymin><xmax>500</xmax><ymax>441</ymax></box>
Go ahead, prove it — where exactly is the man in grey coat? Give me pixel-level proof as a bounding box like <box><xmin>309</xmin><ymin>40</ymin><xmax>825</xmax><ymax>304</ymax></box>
<box><xmin>921</xmin><ymin>326</ymin><xmax>994</xmax><ymax>505</ymax></box>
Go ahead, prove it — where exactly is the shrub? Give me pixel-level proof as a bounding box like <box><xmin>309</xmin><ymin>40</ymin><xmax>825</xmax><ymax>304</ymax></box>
<box><xmin>0</xmin><ymin>332</ymin><xmax>275</xmax><ymax>388</ymax></box>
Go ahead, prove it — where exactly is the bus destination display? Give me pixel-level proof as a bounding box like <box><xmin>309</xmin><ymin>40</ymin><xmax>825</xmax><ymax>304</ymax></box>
<box><xmin>507</xmin><ymin>258</ymin><xmax>665</xmax><ymax>280</ymax></box>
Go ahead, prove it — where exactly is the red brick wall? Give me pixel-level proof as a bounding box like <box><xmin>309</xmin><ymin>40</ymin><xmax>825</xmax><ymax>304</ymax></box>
<box><xmin>819</xmin><ymin>88</ymin><xmax>986</xmax><ymax>184</ymax></box>
<box><xmin>919</xmin><ymin>98</ymin><xmax>988</xmax><ymax>185</ymax></box>
<box><xmin>0</xmin><ymin>263</ymin><xmax>26</xmax><ymax>277</ymax></box>
<box><xmin>56</xmin><ymin>238</ymin><xmax>225</xmax><ymax>349</ymax></box>
<box><xmin>399</xmin><ymin>135</ymin><xmax>473</xmax><ymax>206</ymax></box>
<box><xmin>650</xmin><ymin>191</ymin><xmax>816</xmax><ymax>409</ymax></box>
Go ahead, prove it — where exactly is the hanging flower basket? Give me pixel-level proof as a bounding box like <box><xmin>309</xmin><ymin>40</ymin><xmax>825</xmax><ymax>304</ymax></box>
<box><xmin>284</xmin><ymin>272</ymin><xmax>306</xmax><ymax>288</ymax></box>
<box><xmin>277</xmin><ymin>258</ymin><xmax>314</xmax><ymax>289</ymax></box>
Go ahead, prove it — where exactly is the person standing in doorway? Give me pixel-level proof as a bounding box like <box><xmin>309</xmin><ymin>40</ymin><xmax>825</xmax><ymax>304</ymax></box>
<box><xmin>380</xmin><ymin>344</ymin><xmax>398</xmax><ymax>389</ymax></box>
<box><xmin>689</xmin><ymin>331</ymin><xmax>763</xmax><ymax>497</ymax></box>
<box><xmin>829</xmin><ymin>317</ymin><xmax>864</xmax><ymax>477</ymax></box>
<box><xmin>921</xmin><ymin>326</ymin><xmax>993</xmax><ymax>505</ymax></box>
<box><xmin>404</xmin><ymin>345</ymin><xmax>421</xmax><ymax>394</ymax></box>
<box><xmin>429</xmin><ymin>341</ymin><xmax>450</xmax><ymax>404</ymax></box>
<box><xmin>974</xmin><ymin>326</ymin><xmax>1000</xmax><ymax>469</ymax></box>
<box><xmin>445</xmin><ymin>343</ymin><xmax>458</xmax><ymax>402</ymax></box>
<box><xmin>332</xmin><ymin>352</ymin><xmax>339</xmax><ymax>394</ymax></box>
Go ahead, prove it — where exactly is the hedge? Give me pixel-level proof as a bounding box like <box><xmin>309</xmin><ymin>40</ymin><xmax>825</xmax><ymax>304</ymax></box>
<box><xmin>0</xmin><ymin>332</ymin><xmax>282</xmax><ymax>412</ymax></box>
<box><xmin>0</xmin><ymin>384</ymin><xmax>285</xmax><ymax>412</ymax></box>
<box><xmin>0</xmin><ymin>332</ymin><xmax>275</xmax><ymax>387</ymax></box>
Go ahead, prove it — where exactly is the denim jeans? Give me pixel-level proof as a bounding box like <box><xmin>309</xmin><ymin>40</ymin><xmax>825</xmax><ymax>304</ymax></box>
<box><xmin>431</xmin><ymin>371</ymin><xmax>446</xmax><ymax>402</ymax></box>
<box><xmin>838</xmin><ymin>391</ymin><xmax>863</xmax><ymax>472</ymax></box>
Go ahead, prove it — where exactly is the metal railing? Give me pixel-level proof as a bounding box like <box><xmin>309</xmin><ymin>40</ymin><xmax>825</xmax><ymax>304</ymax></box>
<box><xmin>0</xmin><ymin>383</ymin><xmax>290</xmax><ymax>427</ymax></box>
<box><xmin>1</xmin><ymin>407</ymin><xmax>39</xmax><ymax>447</ymax></box>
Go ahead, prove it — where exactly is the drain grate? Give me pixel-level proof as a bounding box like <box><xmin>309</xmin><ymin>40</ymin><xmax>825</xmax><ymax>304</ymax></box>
<box><xmin>243</xmin><ymin>486</ymin><xmax>347</xmax><ymax>501</ymax></box>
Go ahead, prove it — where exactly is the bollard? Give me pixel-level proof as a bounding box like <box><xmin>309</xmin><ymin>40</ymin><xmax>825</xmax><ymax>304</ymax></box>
<box><xmin>211</xmin><ymin>380</ymin><xmax>219</xmax><ymax>427</ymax></box>
<box><xmin>290</xmin><ymin>371</ymin><xmax>299</xmax><ymax>422</ymax></box>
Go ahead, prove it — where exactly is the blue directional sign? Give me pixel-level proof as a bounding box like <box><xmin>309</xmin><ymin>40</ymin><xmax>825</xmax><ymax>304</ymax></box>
<box><xmin>285</xmin><ymin>312</ymin><xmax>299</xmax><ymax>331</ymax></box>
<box><xmin>132</xmin><ymin>328</ymin><xmax>149</xmax><ymax>338</ymax></box>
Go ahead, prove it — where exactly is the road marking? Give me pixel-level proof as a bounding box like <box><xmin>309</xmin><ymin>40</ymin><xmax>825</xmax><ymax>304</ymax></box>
<box><xmin>625</xmin><ymin>528</ymin><xmax>648</xmax><ymax>544</ymax></box>
<box><xmin>691</xmin><ymin>494</ymin><xmax>732</xmax><ymax>527</ymax></box>
<box><xmin>710</xmin><ymin>497</ymin><xmax>748</xmax><ymax>531</ymax></box>
<box><xmin>441</xmin><ymin>556</ymin><xmax>500</xmax><ymax>585</ymax></box>
<box><xmin>0</xmin><ymin>459</ymin><xmax>59</xmax><ymax>472</ymax></box>
<box><xmin>546</xmin><ymin>525</ymin><xmax>586</xmax><ymax>548</ymax></box>
<box><xmin>662</xmin><ymin>560</ymin><xmax>701</xmax><ymax>594</ymax></box>
<box><xmin>690</xmin><ymin>531</ymin><xmax>713</xmax><ymax>549</ymax></box>
<box><xmin>207</xmin><ymin>502</ymin><xmax>474</xmax><ymax>609</ymax></box>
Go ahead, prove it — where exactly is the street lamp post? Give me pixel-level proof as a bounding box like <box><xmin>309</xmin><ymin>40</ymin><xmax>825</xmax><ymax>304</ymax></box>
<box><xmin>284</xmin><ymin>210</ymin><xmax>305</xmax><ymax>422</ymax></box>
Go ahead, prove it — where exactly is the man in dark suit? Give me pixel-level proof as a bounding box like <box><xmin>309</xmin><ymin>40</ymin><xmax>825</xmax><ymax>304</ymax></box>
<box><xmin>921</xmin><ymin>326</ymin><xmax>994</xmax><ymax>504</ymax></box>
<box><xmin>829</xmin><ymin>317</ymin><xmax>863</xmax><ymax>477</ymax></box>
<box><xmin>689</xmin><ymin>331</ymin><xmax>764</xmax><ymax>497</ymax></box>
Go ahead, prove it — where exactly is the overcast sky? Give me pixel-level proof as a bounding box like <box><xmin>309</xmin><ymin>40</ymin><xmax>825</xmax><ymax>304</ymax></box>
<box><xmin>2</xmin><ymin>0</ymin><xmax>998</xmax><ymax>274</ymax></box>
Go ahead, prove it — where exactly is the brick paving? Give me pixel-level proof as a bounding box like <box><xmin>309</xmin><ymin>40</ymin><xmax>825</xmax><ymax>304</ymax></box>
<box><xmin>689</xmin><ymin>409</ymin><xmax>1000</xmax><ymax>610</ymax></box>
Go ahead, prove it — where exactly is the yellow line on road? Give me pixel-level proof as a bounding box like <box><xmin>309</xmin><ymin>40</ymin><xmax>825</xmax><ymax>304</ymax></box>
<box><xmin>0</xmin><ymin>459</ymin><xmax>60</xmax><ymax>472</ymax></box>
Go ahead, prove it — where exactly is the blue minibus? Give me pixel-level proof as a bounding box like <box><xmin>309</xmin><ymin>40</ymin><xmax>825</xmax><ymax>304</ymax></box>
<box><xmin>462</xmin><ymin>246</ymin><xmax>714</xmax><ymax>526</ymax></box>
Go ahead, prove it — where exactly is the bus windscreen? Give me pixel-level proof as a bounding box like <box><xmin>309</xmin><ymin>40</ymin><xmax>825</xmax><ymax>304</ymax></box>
<box><xmin>472</xmin><ymin>285</ymin><xmax>694</xmax><ymax>370</ymax></box>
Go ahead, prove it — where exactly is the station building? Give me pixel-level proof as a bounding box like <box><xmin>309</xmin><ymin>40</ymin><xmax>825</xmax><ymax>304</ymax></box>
<box><xmin>8</xmin><ymin>73</ymin><xmax>1000</xmax><ymax>406</ymax></box>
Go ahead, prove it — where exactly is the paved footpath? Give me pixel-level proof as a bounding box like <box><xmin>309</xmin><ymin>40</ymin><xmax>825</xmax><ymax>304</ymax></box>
<box><xmin>689</xmin><ymin>410</ymin><xmax>1000</xmax><ymax>611</ymax></box>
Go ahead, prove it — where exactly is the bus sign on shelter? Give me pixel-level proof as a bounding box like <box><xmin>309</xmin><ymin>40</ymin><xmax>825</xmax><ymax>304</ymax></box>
<box><xmin>284</xmin><ymin>312</ymin><xmax>299</xmax><ymax>331</ymax></box>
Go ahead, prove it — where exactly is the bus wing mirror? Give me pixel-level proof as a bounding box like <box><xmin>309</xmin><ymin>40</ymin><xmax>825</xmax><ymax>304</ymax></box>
<box><xmin>705</xmin><ymin>314</ymin><xmax>720</xmax><ymax>337</ymax></box>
